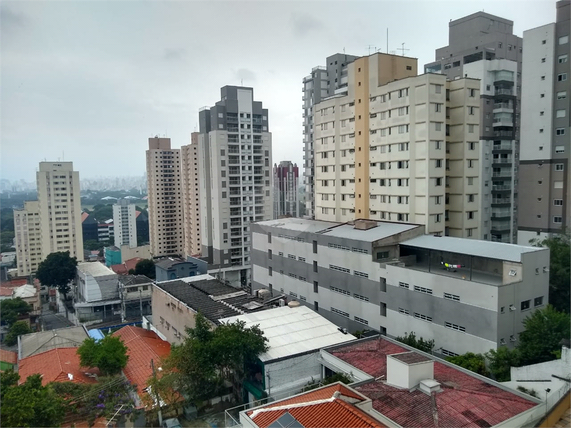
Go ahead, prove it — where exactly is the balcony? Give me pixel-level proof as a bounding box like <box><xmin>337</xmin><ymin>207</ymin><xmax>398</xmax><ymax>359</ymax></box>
<box><xmin>492</xmin><ymin>198</ymin><xmax>511</xmax><ymax>205</ymax></box>
<box><xmin>493</xmin><ymin>103</ymin><xmax>514</xmax><ymax>113</ymax></box>
<box><xmin>491</xmin><ymin>209</ymin><xmax>511</xmax><ymax>218</ymax></box>
<box><xmin>491</xmin><ymin>222</ymin><xmax>511</xmax><ymax>232</ymax></box>
<box><xmin>491</xmin><ymin>235</ymin><xmax>511</xmax><ymax>243</ymax></box>
<box><xmin>492</xmin><ymin>184</ymin><xmax>511</xmax><ymax>191</ymax></box>
<box><xmin>492</xmin><ymin>158</ymin><xmax>513</xmax><ymax>165</ymax></box>
<box><xmin>492</xmin><ymin>171</ymin><xmax>512</xmax><ymax>178</ymax></box>
<box><xmin>493</xmin><ymin>119</ymin><xmax>514</xmax><ymax>128</ymax></box>
<box><xmin>492</xmin><ymin>143</ymin><xmax>513</xmax><ymax>151</ymax></box>
<box><xmin>494</xmin><ymin>89</ymin><xmax>513</xmax><ymax>96</ymax></box>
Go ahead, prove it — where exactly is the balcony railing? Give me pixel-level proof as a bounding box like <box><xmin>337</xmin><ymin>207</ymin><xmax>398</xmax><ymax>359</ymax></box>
<box><xmin>492</xmin><ymin>158</ymin><xmax>512</xmax><ymax>164</ymax></box>
<box><xmin>492</xmin><ymin>143</ymin><xmax>513</xmax><ymax>151</ymax></box>
<box><xmin>492</xmin><ymin>184</ymin><xmax>512</xmax><ymax>191</ymax></box>
<box><xmin>494</xmin><ymin>89</ymin><xmax>513</xmax><ymax>96</ymax></box>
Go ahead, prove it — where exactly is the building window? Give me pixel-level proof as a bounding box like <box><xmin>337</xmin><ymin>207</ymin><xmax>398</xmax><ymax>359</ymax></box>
<box><xmin>268</xmin><ymin>266</ymin><xmax>272</xmax><ymax>276</ymax></box>
<box><xmin>445</xmin><ymin>322</ymin><xmax>466</xmax><ymax>332</ymax></box>
<box><xmin>314</xmin><ymin>301</ymin><xmax>319</xmax><ymax>312</ymax></box>
<box><xmin>331</xmin><ymin>307</ymin><xmax>349</xmax><ymax>318</ymax></box>
<box><xmin>398</xmin><ymin>308</ymin><xmax>410</xmax><ymax>315</ymax></box>
<box><xmin>558</xmin><ymin>73</ymin><xmax>568</xmax><ymax>81</ymax></box>
<box><xmin>555</xmin><ymin>164</ymin><xmax>564</xmax><ymax>171</ymax></box>
<box><xmin>555</xmin><ymin>146</ymin><xmax>565</xmax><ymax>153</ymax></box>
<box><xmin>380</xmin><ymin>277</ymin><xmax>387</xmax><ymax>292</ymax></box>
<box><xmin>313</xmin><ymin>240</ymin><xmax>317</xmax><ymax>253</ymax></box>
<box><xmin>559</xmin><ymin>54</ymin><xmax>568</xmax><ymax>63</ymax></box>
<box><xmin>313</xmin><ymin>261</ymin><xmax>318</xmax><ymax>272</ymax></box>
<box><xmin>444</xmin><ymin>293</ymin><xmax>460</xmax><ymax>301</ymax></box>
<box><xmin>268</xmin><ymin>232</ymin><xmax>272</xmax><ymax>243</ymax></box>
<box><xmin>268</xmin><ymin>249</ymin><xmax>272</xmax><ymax>259</ymax></box>
<box><xmin>556</xmin><ymin>128</ymin><xmax>566</xmax><ymax>136</ymax></box>
<box><xmin>559</xmin><ymin>35</ymin><xmax>569</xmax><ymax>45</ymax></box>
<box><xmin>468</xmin><ymin>124</ymin><xmax>475</xmax><ymax>133</ymax></box>
<box><xmin>534</xmin><ymin>296</ymin><xmax>544</xmax><ymax>307</ymax></box>
<box><xmin>313</xmin><ymin>281</ymin><xmax>318</xmax><ymax>293</ymax></box>
<box><xmin>521</xmin><ymin>300</ymin><xmax>531</xmax><ymax>311</ymax></box>
<box><xmin>414</xmin><ymin>285</ymin><xmax>433</xmax><ymax>295</ymax></box>
<box><xmin>554</xmin><ymin>199</ymin><xmax>563</xmax><ymax>206</ymax></box>
<box><xmin>556</xmin><ymin>109</ymin><xmax>567</xmax><ymax>118</ymax></box>
<box><xmin>399</xmin><ymin>282</ymin><xmax>409</xmax><ymax>289</ymax></box>
<box><xmin>554</xmin><ymin>216</ymin><xmax>563</xmax><ymax>223</ymax></box>
<box><xmin>414</xmin><ymin>312</ymin><xmax>433</xmax><ymax>322</ymax></box>
<box><xmin>557</xmin><ymin>91</ymin><xmax>567</xmax><ymax>100</ymax></box>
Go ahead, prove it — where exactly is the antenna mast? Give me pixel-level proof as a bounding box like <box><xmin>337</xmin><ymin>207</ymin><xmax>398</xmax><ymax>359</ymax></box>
<box><xmin>398</xmin><ymin>43</ymin><xmax>410</xmax><ymax>56</ymax></box>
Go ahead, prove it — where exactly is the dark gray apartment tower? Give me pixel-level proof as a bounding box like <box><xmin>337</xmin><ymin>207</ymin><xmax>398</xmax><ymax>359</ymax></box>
<box><xmin>425</xmin><ymin>12</ymin><xmax>523</xmax><ymax>243</ymax></box>
<box><xmin>518</xmin><ymin>0</ymin><xmax>570</xmax><ymax>244</ymax></box>
<box><xmin>198</xmin><ymin>86</ymin><xmax>272</xmax><ymax>288</ymax></box>
<box><xmin>302</xmin><ymin>53</ymin><xmax>359</xmax><ymax>219</ymax></box>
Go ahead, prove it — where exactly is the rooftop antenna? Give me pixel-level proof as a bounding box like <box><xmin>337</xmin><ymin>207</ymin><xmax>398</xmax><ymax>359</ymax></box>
<box><xmin>241</xmin><ymin>78</ymin><xmax>243</xmax><ymax>86</ymax></box>
<box><xmin>343</xmin><ymin>47</ymin><xmax>345</xmax><ymax>54</ymax></box>
<box><xmin>367</xmin><ymin>45</ymin><xmax>375</xmax><ymax>55</ymax></box>
<box><xmin>387</xmin><ymin>28</ymin><xmax>389</xmax><ymax>55</ymax></box>
<box><xmin>398</xmin><ymin>42</ymin><xmax>410</xmax><ymax>56</ymax></box>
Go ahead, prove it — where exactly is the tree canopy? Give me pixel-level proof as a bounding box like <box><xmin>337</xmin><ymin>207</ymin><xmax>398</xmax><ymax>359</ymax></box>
<box><xmin>445</xmin><ymin>352</ymin><xmax>488</xmax><ymax>376</ymax></box>
<box><xmin>4</xmin><ymin>320</ymin><xmax>32</xmax><ymax>346</ymax></box>
<box><xmin>77</xmin><ymin>335</ymin><xmax>129</xmax><ymax>376</ymax></box>
<box><xmin>0</xmin><ymin>297</ymin><xmax>32</xmax><ymax>326</ymax></box>
<box><xmin>395</xmin><ymin>331</ymin><xmax>435</xmax><ymax>353</ymax></box>
<box><xmin>134</xmin><ymin>259</ymin><xmax>155</xmax><ymax>279</ymax></box>
<box><xmin>0</xmin><ymin>372</ymin><xmax>65</xmax><ymax>428</ymax></box>
<box><xmin>164</xmin><ymin>312</ymin><xmax>268</xmax><ymax>403</ymax></box>
<box><xmin>35</xmin><ymin>251</ymin><xmax>78</xmax><ymax>299</ymax></box>
<box><xmin>530</xmin><ymin>231</ymin><xmax>570</xmax><ymax>314</ymax></box>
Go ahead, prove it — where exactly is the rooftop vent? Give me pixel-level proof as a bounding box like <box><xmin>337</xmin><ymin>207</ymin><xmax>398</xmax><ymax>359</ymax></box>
<box><xmin>419</xmin><ymin>379</ymin><xmax>441</xmax><ymax>395</ymax></box>
<box><xmin>354</xmin><ymin>219</ymin><xmax>378</xmax><ymax>230</ymax></box>
<box><xmin>387</xmin><ymin>352</ymin><xmax>434</xmax><ymax>390</ymax></box>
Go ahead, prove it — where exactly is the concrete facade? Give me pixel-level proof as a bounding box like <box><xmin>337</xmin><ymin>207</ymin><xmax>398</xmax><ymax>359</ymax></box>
<box><xmin>36</xmin><ymin>162</ymin><xmax>84</xmax><ymax>262</ymax></box>
<box><xmin>14</xmin><ymin>201</ymin><xmax>42</xmax><ymax>277</ymax></box>
<box><xmin>425</xmin><ymin>11</ymin><xmax>523</xmax><ymax>244</ymax></box>
<box><xmin>250</xmin><ymin>218</ymin><xmax>550</xmax><ymax>356</ymax></box>
<box><xmin>518</xmin><ymin>1</ymin><xmax>570</xmax><ymax>243</ymax></box>
<box><xmin>113</xmin><ymin>199</ymin><xmax>137</xmax><ymax>248</ymax></box>
<box><xmin>181</xmin><ymin>132</ymin><xmax>202</xmax><ymax>258</ymax></box>
<box><xmin>198</xmin><ymin>86</ymin><xmax>272</xmax><ymax>288</ymax></box>
<box><xmin>146</xmin><ymin>137</ymin><xmax>184</xmax><ymax>257</ymax></box>
<box><xmin>273</xmin><ymin>160</ymin><xmax>299</xmax><ymax>218</ymax></box>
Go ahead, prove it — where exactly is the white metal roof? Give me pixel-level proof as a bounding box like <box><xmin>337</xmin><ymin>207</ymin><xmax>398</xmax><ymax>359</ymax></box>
<box><xmin>401</xmin><ymin>235</ymin><xmax>544</xmax><ymax>262</ymax></box>
<box><xmin>219</xmin><ymin>305</ymin><xmax>356</xmax><ymax>363</ymax></box>
<box><xmin>323</xmin><ymin>222</ymin><xmax>419</xmax><ymax>242</ymax></box>
<box><xmin>257</xmin><ymin>218</ymin><xmax>334</xmax><ymax>234</ymax></box>
<box><xmin>77</xmin><ymin>262</ymin><xmax>116</xmax><ymax>277</ymax></box>
<box><xmin>13</xmin><ymin>284</ymin><xmax>37</xmax><ymax>299</ymax></box>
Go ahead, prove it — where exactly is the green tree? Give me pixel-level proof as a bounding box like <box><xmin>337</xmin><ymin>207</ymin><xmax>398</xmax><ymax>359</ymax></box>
<box><xmin>0</xmin><ymin>369</ymin><xmax>20</xmax><ymax>401</ymax></box>
<box><xmin>395</xmin><ymin>331</ymin><xmax>435</xmax><ymax>353</ymax></box>
<box><xmin>445</xmin><ymin>352</ymin><xmax>488</xmax><ymax>376</ymax></box>
<box><xmin>77</xmin><ymin>335</ymin><xmax>129</xmax><ymax>376</ymax></box>
<box><xmin>1</xmin><ymin>230</ymin><xmax>15</xmax><ymax>252</ymax></box>
<box><xmin>530</xmin><ymin>231</ymin><xmax>570</xmax><ymax>313</ymax></box>
<box><xmin>0</xmin><ymin>297</ymin><xmax>32</xmax><ymax>326</ymax></box>
<box><xmin>5</xmin><ymin>320</ymin><xmax>32</xmax><ymax>346</ymax></box>
<box><xmin>35</xmin><ymin>251</ymin><xmax>78</xmax><ymax>299</ymax></box>
<box><xmin>518</xmin><ymin>305</ymin><xmax>571</xmax><ymax>365</ymax></box>
<box><xmin>1</xmin><ymin>208</ymin><xmax>15</xmax><ymax>232</ymax></box>
<box><xmin>1</xmin><ymin>374</ymin><xmax>65</xmax><ymax>427</ymax></box>
<box><xmin>134</xmin><ymin>259</ymin><xmax>155</xmax><ymax>279</ymax></box>
<box><xmin>486</xmin><ymin>346</ymin><xmax>520</xmax><ymax>382</ymax></box>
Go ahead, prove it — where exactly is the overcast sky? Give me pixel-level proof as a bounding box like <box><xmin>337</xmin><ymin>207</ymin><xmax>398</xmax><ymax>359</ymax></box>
<box><xmin>1</xmin><ymin>0</ymin><xmax>556</xmax><ymax>182</ymax></box>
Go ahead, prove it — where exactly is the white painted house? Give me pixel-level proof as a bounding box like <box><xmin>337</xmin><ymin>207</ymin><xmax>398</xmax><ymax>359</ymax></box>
<box><xmin>73</xmin><ymin>262</ymin><xmax>120</xmax><ymax>324</ymax></box>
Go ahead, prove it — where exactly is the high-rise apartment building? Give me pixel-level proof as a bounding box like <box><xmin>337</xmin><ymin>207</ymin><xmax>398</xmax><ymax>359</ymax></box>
<box><xmin>14</xmin><ymin>201</ymin><xmax>42</xmax><ymax>277</ymax></box>
<box><xmin>518</xmin><ymin>0</ymin><xmax>570</xmax><ymax>244</ymax></box>
<box><xmin>181</xmin><ymin>132</ymin><xmax>202</xmax><ymax>257</ymax></box>
<box><xmin>313</xmin><ymin>52</ymin><xmax>481</xmax><ymax>238</ymax></box>
<box><xmin>146</xmin><ymin>137</ymin><xmax>183</xmax><ymax>258</ymax></box>
<box><xmin>273</xmin><ymin>160</ymin><xmax>299</xmax><ymax>218</ymax></box>
<box><xmin>36</xmin><ymin>162</ymin><xmax>83</xmax><ymax>261</ymax></box>
<box><xmin>198</xmin><ymin>86</ymin><xmax>272</xmax><ymax>288</ymax></box>
<box><xmin>425</xmin><ymin>12</ymin><xmax>523</xmax><ymax>243</ymax></box>
<box><xmin>113</xmin><ymin>199</ymin><xmax>137</xmax><ymax>248</ymax></box>
<box><xmin>302</xmin><ymin>53</ymin><xmax>359</xmax><ymax>219</ymax></box>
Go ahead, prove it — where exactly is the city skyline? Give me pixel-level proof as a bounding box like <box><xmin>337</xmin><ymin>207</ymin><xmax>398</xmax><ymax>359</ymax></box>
<box><xmin>1</xmin><ymin>0</ymin><xmax>555</xmax><ymax>181</ymax></box>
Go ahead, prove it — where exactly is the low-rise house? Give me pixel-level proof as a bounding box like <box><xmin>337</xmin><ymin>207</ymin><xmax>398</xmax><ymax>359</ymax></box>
<box><xmin>18</xmin><ymin>325</ymin><xmax>89</xmax><ymax>360</ymax></box>
<box><xmin>220</xmin><ymin>304</ymin><xmax>356</xmax><ymax>403</ymax></box>
<box><xmin>111</xmin><ymin>257</ymin><xmax>143</xmax><ymax>276</ymax></box>
<box><xmin>239</xmin><ymin>382</ymin><xmax>385</xmax><ymax>428</ymax></box>
<box><xmin>151</xmin><ymin>274</ymin><xmax>269</xmax><ymax>344</ymax></box>
<box><xmin>155</xmin><ymin>258</ymin><xmax>207</xmax><ymax>282</ymax></box>
<box><xmin>0</xmin><ymin>349</ymin><xmax>17</xmax><ymax>372</ymax></box>
<box><xmin>319</xmin><ymin>336</ymin><xmax>543</xmax><ymax>427</ymax></box>
<box><xmin>105</xmin><ymin>245</ymin><xmax>151</xmax><ymax>268</ymax></box>
<box><xmin>118</xmin><ymin>275</ymin><xmax>153</xmax><ymax>321</ymax></box>
<box><xmin>74</xmin><ymin>262</ymin><xmax>120</xmax><ymax>325</ymax></box>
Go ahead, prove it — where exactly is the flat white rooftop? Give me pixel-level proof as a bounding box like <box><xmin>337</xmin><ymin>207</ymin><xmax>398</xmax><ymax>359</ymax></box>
<box><xmin>401</xmin><ymin>235</ymin><xmax>543</xmax><ymax>262</ymax></box>
<box><xmin>219</xmin><ymin>305</ymin><xmax>356</xmax><ymax>362</ymax></box>
<box><xmin>77</xmin><ymin>262</ymin><xmax>116</xmax><ymax>277</ymax></box>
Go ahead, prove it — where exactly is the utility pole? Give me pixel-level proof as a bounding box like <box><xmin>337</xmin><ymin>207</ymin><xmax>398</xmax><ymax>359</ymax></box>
<box><xmin>151</xmin><ymin>359</ymin><xmax>163</xmax><ymax>426</ymax></box>
<box><xmin>139</xmin><ymin>288</ymin><xmax>143</xmax><ymax>319</ymax></box>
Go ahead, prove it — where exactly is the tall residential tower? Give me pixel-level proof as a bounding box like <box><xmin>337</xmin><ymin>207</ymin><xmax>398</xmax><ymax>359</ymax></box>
<box><xmin>113</xmin><ymin>199</ymin><xmax>137</xmax><ymax>248</ymax></box>
<box><xmin>181</xmin><ymin>132</ymin><xmax>202</xmax><ymax>257</ymax></box>
<box><xmin>273</xmin><ymin>161</ymin><xmax>299</xmax><ymax>218</ymax></box>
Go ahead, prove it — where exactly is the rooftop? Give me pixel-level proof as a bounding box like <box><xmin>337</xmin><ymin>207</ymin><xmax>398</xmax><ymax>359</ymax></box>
<box><xmin>390</xmin><ymin>351</ymin><xmax>432</xmax><ymax>364</ymax></box>
<box><xmin>77</xmin><ymin>262</ymin><xmax>116</xmax><ymax>277</ymax></box>
<box><xmin>0</xmin><ymin>349</ymin><xmax>17</xmax><ymax>365</ymax></box>
<box><xmin>245</xmin><ymin>383</ymin><xmax>385</xmax><ymax>428</ymax></box>
<box><xmin>19</xmin><ymin>326</ymin><xmax>89</xmax><ymax>359</ymax></box>
<box><xmin>13</xmin><ymin>283</ymin><xmax>38</xmax><ymax>299</ymax></box>
<box><xmin>219</xmin><ymin>305</ymin><xmax>356</xmax><ymax>362</ymax></box>
<box><xmin>401</xmin><ymin>235</ymin><xmax>543</xmax><ymax>262</ymax></box>
<box><xmin>112</xmin><ymin>326</ymin><xmax>171</xmax><ymax>399</ymax></box>
<box><xmin>119</xmin><ymin>275</ymin><xmax>153</xmax><ymax>286</ymax></box>
<box><xmin>155</xmin><ymin>258</ymin><xmax>196</xmax><ymax>270</ymax></box>
<box><xmin>326</xmin><ymin>337</ymin><xmax>538</xmax><ymax>428</ymax></box>
<box><xmin>18</xmin><ymin>347</ymin><xmax>99</xmax><ymax>386</ymax></box>
<box><xmin>155</xmin><ymin>275</ymin><xmax>268</xmax><ymax>324</ymax></box>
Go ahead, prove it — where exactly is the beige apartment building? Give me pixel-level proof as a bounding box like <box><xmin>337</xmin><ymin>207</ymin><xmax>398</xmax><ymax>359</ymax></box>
<box><xmin>146</xmin><ymin>137</ymin><xmax>183</xmax><ymax>258</ymax></box>
<box><xmin>314</xmin><ymin>52</ymin><xmax>481</xmax><ymax>238</ymax></box>
<box><xmin>181</xmin><ymin>132</ymin><xmax>202</xmax><ymax>258</ymax></box>
<box><xmin>36</xmin><ymin>162</ymin><xmax>84</xmax><ymax>260</ymax></box>
<box><xmin>14</xmin><ymin>201</ymin><xmax>42</xmax><ymax>277</ymax></box>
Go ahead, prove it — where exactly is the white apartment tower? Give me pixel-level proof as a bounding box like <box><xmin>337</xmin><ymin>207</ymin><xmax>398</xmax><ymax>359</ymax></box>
<box><xmin>36</xmin><ymin>161</ymin><xmax>84</xmax><ymax>261</ymax></box>
<box><xmin>146</xmin><ymin>137</ymin><xmax>183</xmax><ymax>258</ymax></box>
<box><xmin>313</xmin><ymin>52</ymin><xmax>481</xmax><ymax>238</ymax></box>
<box><xmin>518</xmin><ymin>0</ymin><xmax>570</xmax><ymax>243</ymax></box>
<box><xmin>113</xmin><ymin>199</ymin><xmax>137</xmax><ymax>248</ymax></box>
<box><xmin>181</xmin><ymin>132</ymin><xmax>202</xmax><ymax>257</ymax></box>
<box><xmin>198</xmin><ymin>86</ymin><xmax>272</xmax><ymax>288</ymax></box>
<box><xmin>14</xmin><ymin>201</ymin><xmax>42</xmax><ymax>277</ymax></box>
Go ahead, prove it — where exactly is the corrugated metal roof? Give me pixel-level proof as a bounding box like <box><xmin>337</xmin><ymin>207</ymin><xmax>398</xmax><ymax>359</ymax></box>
<box><xmin>219</xmin><ymin>306</ymin><xmax>356</xmax><ymax>362</ymax></box>
<box><xmin>77</xmin><ymin>262</ymin><xmax>116</xmax><ymax>277</ymax></box>
<box><xmin>401</xmin><ymin>235</ymin><xmax>543</xmax><ymax>262</ymax></box>
<box><xmin>323</xmin><ymin>223</ymin><xmax>419</xmax><ymax>242</ymax></box>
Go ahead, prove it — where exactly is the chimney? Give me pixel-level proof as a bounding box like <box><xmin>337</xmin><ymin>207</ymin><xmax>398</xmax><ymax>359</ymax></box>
<box><xmin>386</xmin><ymin>352</ymin><xmax>434</xmax><ymax>389</ymax></box>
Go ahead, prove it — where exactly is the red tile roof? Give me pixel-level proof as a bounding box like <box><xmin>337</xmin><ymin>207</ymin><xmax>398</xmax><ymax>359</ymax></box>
<box><xmin>0</xmin><ymin>278</ymin><xmax>29</xmax><ymax>296</ymax></box>
<box><xmin>248</xmin><ymin>383</ymin><xmax>385</xmax><ymax>428</ymax></box>
<box><xmin>0</xmin><ymin>349</ymin><xmax>17</xmax><ymax>365</ymax></box>
<box><xmin>18</xmin><ymin>347</ymin><xmax>99</xmax><ymax>386</ymax></box>
<box><xmin>81</xmin><ymin>212</ymin><xmax>90</xmax><ymax>222</ymax></box>
<box><xmin>329</xmin><ymin>338</ymin><xmax>537</xmax><ymax>428</ymax></box>
<box><xmin>124</xmin><ymin>257</ymin><xmax>142</xmax><ymax>272</ymax></box>
<box><xmin>111</xmin><ymin>264</ymin><xmax>128</xmax><ymax>275</ymax></box>
<box><xmin>112</xmin><ymin>326</ymin><xmax>170</xmax><ymax>398</ymax></box>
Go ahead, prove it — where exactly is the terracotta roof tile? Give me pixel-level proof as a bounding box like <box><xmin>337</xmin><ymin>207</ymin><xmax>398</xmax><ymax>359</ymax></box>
<box><xmin>112</xmin><ymin>326</ymin><xmax>170</xmax><ymax>398</ymax></box>
<box><xmin>18</xmin><ymin>348</ymin><xmax>99</xmax><ymax>386</ymax></box>
<box><xmin>0</xmin><ymin>349</ymin><xmax>17</xmax><ymax>364</ymax></box>
<box><xmin>248</xmin><ymin>384</ymin><xmax>385</xmax><ymax>428</ymax></box>
<box><xmin>329</xmin><ymin>338</ymin><xmax>537</xmax><ymax>428</ymax></box>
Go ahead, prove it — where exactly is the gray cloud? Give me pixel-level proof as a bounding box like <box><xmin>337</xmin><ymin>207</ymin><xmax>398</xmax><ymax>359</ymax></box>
<box><xmin>0</xmin><ymin>4</ymin><xmax>27</xmax><ymax>32</ymax></box>
<box><xmin>290</xmin><ymin>12</ymin><xmax>323</xmax><ymax>37</ymax></box>
<box><xmin>163</xmin><ymin>48</ymin><xmax>186</xmax><ymax>61</ymax></box>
